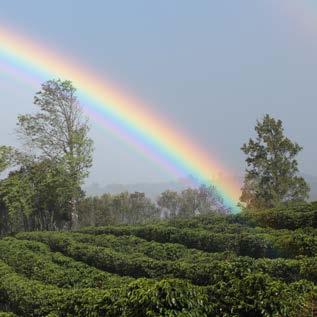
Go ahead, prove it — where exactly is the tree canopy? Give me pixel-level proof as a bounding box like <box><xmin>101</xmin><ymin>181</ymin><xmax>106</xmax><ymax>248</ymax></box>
<box><xmin>240</xmin><ymin>114</ymin><xmax>310</xmax><ymax>210</ymax></box>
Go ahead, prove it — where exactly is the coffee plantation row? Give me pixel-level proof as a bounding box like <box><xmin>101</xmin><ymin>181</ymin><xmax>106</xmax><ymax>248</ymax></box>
<box><xmin>1</xmin><ymin>203</ymin><xmax>317</xmax><ymax>316</ymax></box>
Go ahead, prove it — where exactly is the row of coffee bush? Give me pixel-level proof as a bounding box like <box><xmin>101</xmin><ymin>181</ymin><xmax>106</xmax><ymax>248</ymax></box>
<box><xmin>0</xmin><ymin>237</ymin><xmax>133</xmax><ymax>289</ymax></box>
<box><xmin>59</xmin><ymin>232</ymin><xmax>237</xmax><ymax>263</ymax></box>
<box><xmin>78</xmin><ymin>223</ymin><xmax>317</xmax><ymax>258</ymax></box>
<box><xmin>246</xmin><ymin>206</ymin><xmax>317</xmax><ymax>230</ymax></box>
<box><xmin>0</xmin><ymin>257</ymin><xmax>314</xmax><ymax>317</ymax></box>
<box><xmin>15</xmin><ymin>232</ymin><xmax>317</xmax><ymax>285</ymax></box>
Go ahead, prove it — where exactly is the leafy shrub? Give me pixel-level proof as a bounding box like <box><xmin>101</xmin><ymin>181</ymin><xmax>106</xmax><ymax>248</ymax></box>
<box><xmin>15</xmin><ymin>231</ymin><xmax>317</xmax><ymax>285</ymax></box>
<box><xmin>78</xmin><ymin>224</ymin><xmax>317</xmax><ymax>259</ymax></box>
<box><xmin>0</xmin><ymin>237</ymin><xmax>132</xmax><ymax>289</ymax></box>
<box><xmin>245</xmin><ymin>202</ymin><xmax>317</xmax><ymax>230</ymax></box>
<box><xmin>0</xmin><ymin>257</ymin><xmax>314</xmax><ymax>317</ymax></box>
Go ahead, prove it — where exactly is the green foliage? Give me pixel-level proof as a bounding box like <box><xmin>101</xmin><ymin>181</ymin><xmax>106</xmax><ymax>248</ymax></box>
<box><xmin>0</xmin><ymin>169</ymin><xmax>34</xmax><ymax>233</ymax></box>
<box><xmin>0</xmin><ymin>160</ymin><xmax>74</xmax><ymax>233</ymax></box>
<box><xmin>68</xmin><ymin>232</ymin><xmax>234</xmax><ymax>263</ymax></box>
<box><xmin>0</xmin><ymin>146</ymin><xmax>13</xmax><ymax>174</ymax></box>
<box><xmin>241</xmin><ymin>114</ymin><xmax>310</xmax><ymax>210</ymax></box>
<box><xmin>206</xmin><ymin>273</ymin><xmax>314</xmax><ymax>317</ymax></box>
<box><xmin>0</xmin><ymin>237</ymin><xmax>132</xmax><ymax>289</ymax></box>
<box><xmin>78</xmin><ymin>221</ymin><xmax>317</xmax><ymax>259</ymax></box>
<box><xmin>0</xmin><ymin>256</ymin><xmax>314</xmax><ymax>317</ymax></box>
<box><xmin>15</xmin><ymin>230</ymin><xmax>317</xmax><ymax>287</ymax></box>
<box><xmin>245</xmin><ymin>202</ymin><xmax>317</xmax><ymax>229</ymax></box>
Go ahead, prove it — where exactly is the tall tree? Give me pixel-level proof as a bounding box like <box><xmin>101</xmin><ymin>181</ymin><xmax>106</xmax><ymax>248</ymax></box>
<box><xmin>157</xmin><ymin>190</ymin><xmax>180</xmax><ymax>218</ymax></box>
<box><xmin>112</xmin><ymin>192</ymin><xmax>159</xmax><ymax>224</ymax></box>
<box><xmin>16</xmin><ymin>79</ymin><xmax>94</xmax><ymax>228</ymax></box>
<box><xmin>240</xmin><ymin>114</ymin><xmax>310</xmax><ymax>210</ymax></box>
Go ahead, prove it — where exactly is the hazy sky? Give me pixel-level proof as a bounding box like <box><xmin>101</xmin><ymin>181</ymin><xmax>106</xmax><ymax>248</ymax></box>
<box><xmin>0</xmin><ymin>1</ymin><xmax>316</xmax><ymax>185</ymax></box>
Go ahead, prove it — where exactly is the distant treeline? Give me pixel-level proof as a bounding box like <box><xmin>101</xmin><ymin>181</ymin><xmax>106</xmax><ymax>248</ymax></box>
<box><xmin>0</xmin><ymin>181</ymin><xmax>227</xmax><ymax>235</ymax></box>
<box><xmin>78</xmin><ymin>185</ymin><xmax>228</xmax><ymax>227</ymax></box>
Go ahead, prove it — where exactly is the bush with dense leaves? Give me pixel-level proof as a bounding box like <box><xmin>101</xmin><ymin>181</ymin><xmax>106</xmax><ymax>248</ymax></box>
<box><xmin>0</xmin><ymin>237</ymin><xmax>133</xmax><ymax>289</ymax></box>
<box><xmin>0</xmin><ymin>258</ymin><xmax>314</xmax><ymax>317</ymax></box>
<box><xmin>14</xmin><ymin>231</ymin><xmax>317</xmax><ymax>286</ymax></box>
<box><xmin>78</xmin><ymin>223</ymin><xmax>317</xmax><ymax>259</ymax></box>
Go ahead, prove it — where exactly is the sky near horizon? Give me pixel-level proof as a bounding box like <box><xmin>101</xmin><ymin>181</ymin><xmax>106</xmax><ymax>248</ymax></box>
<box><xmin>0</xmin><ymin>1</ymin><xmax>316</xmax><ymax>186</ymax></box>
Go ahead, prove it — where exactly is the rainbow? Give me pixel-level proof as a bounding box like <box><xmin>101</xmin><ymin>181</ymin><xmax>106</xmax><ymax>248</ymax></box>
<box><xmin>0</xmin><ymin>26</ymin><xmax>241</xmax><ymax>211</ymax></box>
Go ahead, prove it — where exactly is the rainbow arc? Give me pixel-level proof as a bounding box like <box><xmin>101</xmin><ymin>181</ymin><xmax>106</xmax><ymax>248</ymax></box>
<box><xmin>0</xmin><ymin>27</ymin><xmax>241</xmax><ymax>211</ymax></box>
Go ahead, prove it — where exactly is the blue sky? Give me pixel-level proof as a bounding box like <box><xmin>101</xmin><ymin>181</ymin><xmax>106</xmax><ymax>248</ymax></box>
<box><xmin>0</xmin><ymin>1</ymin><xmax>316</xmax><ymax>185</ymax></box>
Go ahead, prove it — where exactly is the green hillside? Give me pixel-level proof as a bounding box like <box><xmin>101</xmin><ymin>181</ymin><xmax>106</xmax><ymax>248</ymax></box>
<box><xmin>1</xmin><ymin>203</ymin><xmax>317</xmax><ymax>316</ymax></box>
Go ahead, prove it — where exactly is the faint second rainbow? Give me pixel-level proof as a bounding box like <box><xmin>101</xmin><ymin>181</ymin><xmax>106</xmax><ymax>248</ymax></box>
<box><xmin>0</xmin><ymin>26</ymin><xmax>240</xmax><ymax>211</ymax></box>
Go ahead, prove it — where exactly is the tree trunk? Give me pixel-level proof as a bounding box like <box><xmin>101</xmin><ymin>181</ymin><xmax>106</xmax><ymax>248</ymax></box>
<box><xmin>70</xmin><ymin>197</ymin><xmax>78</xmax><ymax>230</ymax></box>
